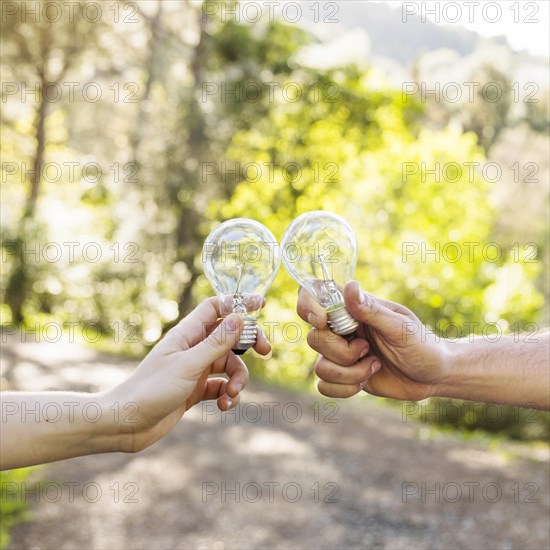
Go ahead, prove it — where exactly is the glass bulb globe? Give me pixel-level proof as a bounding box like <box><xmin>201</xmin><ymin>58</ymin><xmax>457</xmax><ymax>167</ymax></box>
<box><xmin>202</xmin><ymin>218</ymin><xmax>280</xmax><ymax>353</ymax></box>
<box><xmin>281</xmin><ymin>211</ymin><xmax>359</xmax><ymax>335</ymax></box>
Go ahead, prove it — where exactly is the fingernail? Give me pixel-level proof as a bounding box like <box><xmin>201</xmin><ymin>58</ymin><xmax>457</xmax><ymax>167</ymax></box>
<box><xmin>306</xmin><ymin>312</ymin><xmax>316</xmax><ymax>325</ymax></box>
<box><xmin>234</xmin><ymin>383</ymin><xmax>243</xmax><ymax>393</ymax></box>
<box><xmin>263</xmin><ymin>350</ymin><xmax>273</xmax><ymax>360</ymax></box>
<box><xmin>355</xmin><ymin>283</ymin><xmax>366</xmax><ymax>305</ymax></box>
<box><xmin>225</xmin><ymin>399</ymin><xmax>233</xmax><ymax>409</ymax></box>
<box><xmin>372</xmin><ymin>360</ymin><xmax>381</xmax><ymax>373</ymax></box>
<box><xmin>225</xmin><ymin>315</ymin><xmax>237</xmax><ymax>331</ymax></box>
<box><xmin>359</xmin><ymin>347</ymin><xmax>369</xmax><ymax>359</ymax></box>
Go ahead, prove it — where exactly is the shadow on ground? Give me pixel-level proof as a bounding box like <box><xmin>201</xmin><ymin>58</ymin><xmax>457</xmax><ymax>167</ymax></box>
<box><xmin>2</xmin><ymin>335</ymin><xmax>549</xmax><ymax>549</ymax></box>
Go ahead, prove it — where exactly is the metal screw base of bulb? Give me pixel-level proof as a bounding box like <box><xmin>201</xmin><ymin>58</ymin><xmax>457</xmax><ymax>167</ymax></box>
<box><xmin>327</xmin><ymin>306</ymin><xmax>359</xmax><ymax>336</ymax></box>
<box><xmin>231</xmin><ymin>316</ymin><xmax>257</xmax><ymax>355</ymax></box>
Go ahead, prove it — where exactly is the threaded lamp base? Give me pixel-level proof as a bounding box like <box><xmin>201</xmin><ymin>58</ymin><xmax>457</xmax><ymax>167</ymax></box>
<box><xmin>327</xmin><ymin>306</ymin><xmax>359</xmax><ymax>336</ymax></box>
<box><xmin>232</xmin><ymin>316</ymin><xmax>257</xmax><ymax>354</ymax></box>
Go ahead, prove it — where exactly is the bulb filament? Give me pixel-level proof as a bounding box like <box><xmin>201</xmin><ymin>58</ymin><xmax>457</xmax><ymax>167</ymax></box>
<box><xmin>233</xmin><ymin>262</ymin><xmax>247</xmax><ymax>314</ymax></box>
<box><xmin>318</xmin><ymin>254</ymin><xmax>341</xmax><ymax>308</ymax></box>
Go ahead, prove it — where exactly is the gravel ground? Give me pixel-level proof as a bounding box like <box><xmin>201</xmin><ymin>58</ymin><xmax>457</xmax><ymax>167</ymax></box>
<box><xmin>2</xmin><ymin>336</ymin><xmax>549</xmax><ymax>550</ymax></box>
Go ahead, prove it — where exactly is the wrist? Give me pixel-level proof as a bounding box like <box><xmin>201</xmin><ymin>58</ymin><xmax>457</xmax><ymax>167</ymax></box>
<box><xmin>81</xmin><ymin>392</ymin><xmax>133</xmax><ymax>454</ymax></box>
<box><xmin>431</xmin><ymin>338</ymin><xmax>467</xmax><ymax>399</ymax></box>
<box><xmin>99</xmin><ymin>386</ymin><xmax>152</xmax><ymax>453</ymax></box>
<box><xmin>431</xmin><ymin>334</ymin><xmax>549</xmax><ymax>409</ymax></box>
<box><xmin>432</xmin><ymin>338</ymin><xmax>495</xmax><ymax>401</ymax></box>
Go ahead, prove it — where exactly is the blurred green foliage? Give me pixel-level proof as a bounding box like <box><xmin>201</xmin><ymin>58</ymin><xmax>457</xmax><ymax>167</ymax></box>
<box><xmin>1</xmin><ymin>2</ymin><xmax>548</xmax><ymax>442</ymax></box>
<box><xmin>413</xmin><ymin>398</ymin><xmax>550</xmax><ymax>441</ymax></box>
<box><xmin>212</xmin><ymin>79</ymin><xmax>543</xmax><ymax>385</ymax></box>
<box><xmin>0</xmin><ymin>468</ymin><xmax>36</xmax><ymax>549</ymax></box>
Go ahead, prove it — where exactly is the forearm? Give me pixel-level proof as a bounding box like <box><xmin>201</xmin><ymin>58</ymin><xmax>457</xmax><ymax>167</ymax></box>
<box><xmin>0</xmin><ymin>391</ymin><xmax>125</xmax><ymax>470</ymax></box>
<box><xmin>436</xmin><ymin>332</ymin><xmax>550</xmax><ymax>410</ymax></box>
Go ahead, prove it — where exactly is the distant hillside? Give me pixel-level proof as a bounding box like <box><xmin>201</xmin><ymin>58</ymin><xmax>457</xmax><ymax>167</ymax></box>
<box><xmin>332</xmin><ymin>1</ymin><xmax>510</xmax><ymax>66</ymax></box>
<box><xmin>296</xmin><ymin>1</ymin><xmax>547</xmax><ymax>86</ymax></box>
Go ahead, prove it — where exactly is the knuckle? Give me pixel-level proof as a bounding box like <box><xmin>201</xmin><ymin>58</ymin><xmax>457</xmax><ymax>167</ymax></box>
<box><xmin>365</xmin><ymin>296</ymin><xmax>380</xmax><ymax>314</ymax></box>
<box><xmin>206</xmin><ymin>329</ymin><xmax>224</xmax><ymax>349</ymax></box>
<box><xmin>317</xmin><ymin>381</ymin><xmax>332</xmax><ymax>398</ymax></box>
<box><xmin>340</xmin><ymin>384</ymin><xmax>357</xmax><ymax>398</ymax></box>
<box><xmin>296</xmin><ymin>306</ymin><xmax>308</xmax><ymax>323</ymax></box>
<box><xmin>307</xmin><ymin>329</ymin><xmax>324</xmax><ymax>351</ymax></box>
<box><xmin>340</xmin><ymin>351</ymin><xmax>359</xmax><ymax>367</ymax></box>
<box><xmin>345</xmin><ymin>366</ymin><xmax>365</xmax><ymax>384</ymax></box>
<box><xmin>314</xmin><ymin>358</ymin><xmax>328</xmax><ymax>378</ymax></box>
<box><xmin>296</xmin><ymin>294</ymin><xmax>308</xmax><ymax>316</ymax></box>
<box><xmin>332</xmin><ymin>367</ymin><xmax>347</xmax><ymax>381</ymax></box>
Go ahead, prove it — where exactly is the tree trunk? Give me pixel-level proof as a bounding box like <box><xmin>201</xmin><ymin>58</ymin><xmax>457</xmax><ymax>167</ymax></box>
<box><xmin>24</xmin><ymin>76</ymin><xmax>48</xmax><ymax>219</ymax></box>
<box><xmin>131</xmin><ymin>0</ymin><xmax>163</xmax><ymax>161</ymax></box>
<box><xmin>175</xmin><ymin>7</ymin><xmax>209</xmax><ymax>318</ymax></box>
<box><xmin>6</xmin><ymin>76</ymin><xmax>49</xmax><ymax>323</ymax></box>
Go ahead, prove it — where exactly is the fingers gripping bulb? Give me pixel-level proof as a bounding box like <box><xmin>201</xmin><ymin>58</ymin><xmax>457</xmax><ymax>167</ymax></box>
<box><xmin>202</xmin><ymin>219</ymin><xmax>280</xmax><ymax>354</ymax></box>
<box><xmin>282</xmin><ymin>211</ymin><xmax>360</xmax><ymax>336</ymax></box>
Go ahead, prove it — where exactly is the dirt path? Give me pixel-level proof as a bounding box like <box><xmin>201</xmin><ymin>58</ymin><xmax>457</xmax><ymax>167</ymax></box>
<box><xmin>2</xmin><ymin>336</ymin><xmax>549</xmax><ymax>550</ymax></box>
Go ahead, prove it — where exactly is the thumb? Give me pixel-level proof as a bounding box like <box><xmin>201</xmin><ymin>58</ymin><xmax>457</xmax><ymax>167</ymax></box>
<box><xmin>183</xmin><ymin>314</ymin><xmax>244</xmax><ymax>377</ymax></box>
<box><xmin>343</xmin><ymin>281</ymin><xmax>403</xmax><ymax>335</ymax></box>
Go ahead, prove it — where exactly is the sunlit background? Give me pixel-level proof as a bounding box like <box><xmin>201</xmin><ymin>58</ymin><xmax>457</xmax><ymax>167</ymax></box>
<box><xmin>2</xmin><ymin>0</ymin><xmax>548</xmax><ymax>374</ymax></box>
<box><xmin>1</xmin><ymin>1</ymin><xmax>549</xmax><ymax>548</ymax></box>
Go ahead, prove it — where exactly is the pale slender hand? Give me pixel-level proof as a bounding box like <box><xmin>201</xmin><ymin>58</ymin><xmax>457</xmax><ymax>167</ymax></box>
<box><xmin>109</xmin><ymin>297</ymin><xmax>271</xmax><ymax>452</ymax></box>
<box><xmin>109</xmin><ymin>298</ymin><xmax>271</xmax><ymax>451</ymax></box>
<box><xmin>0</xmin><ymin>297</ymin><xmax>271</xmax><ymax>470</ymax></box>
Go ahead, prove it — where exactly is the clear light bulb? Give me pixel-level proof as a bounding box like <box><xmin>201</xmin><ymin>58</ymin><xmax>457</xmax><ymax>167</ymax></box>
<box><xmin>282</xmin><ymin>211</ymin><xmax>359</xmax><ymax>336</ymax></box>
<box><xmin>202</xmin><ymin>218</ymin><xmax>280</xmax><ymax>354</ymax></box>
